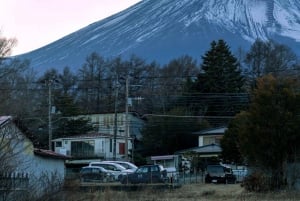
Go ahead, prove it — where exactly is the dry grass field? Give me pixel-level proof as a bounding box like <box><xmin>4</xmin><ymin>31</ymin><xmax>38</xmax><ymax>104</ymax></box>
<box><xmin>61</xmin><ymin>181</ymin><xmax>300</xmax><ymax>201</ymax></box>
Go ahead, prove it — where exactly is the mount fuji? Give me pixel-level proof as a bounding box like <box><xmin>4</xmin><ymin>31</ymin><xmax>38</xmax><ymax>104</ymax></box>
<box><xmin>15</xmin><ymin>0</ymin><xmax>300</xmax><ymax>73</ymax></box>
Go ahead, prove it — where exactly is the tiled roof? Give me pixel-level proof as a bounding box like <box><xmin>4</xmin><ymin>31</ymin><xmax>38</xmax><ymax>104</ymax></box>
<box><xmin>34</xmin><ymin>148</ymin><xmax>70</xmax><ymax>160</ymax></box>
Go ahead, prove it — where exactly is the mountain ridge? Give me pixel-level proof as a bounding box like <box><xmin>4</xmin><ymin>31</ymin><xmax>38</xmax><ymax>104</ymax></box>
<box><xmin>15</xmin><ymin>0</ymin><xmax>300</xmax><ymax>74</ymax></box>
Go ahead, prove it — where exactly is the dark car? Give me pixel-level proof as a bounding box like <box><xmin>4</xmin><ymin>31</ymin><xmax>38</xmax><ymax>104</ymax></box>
<box><xmin>80</xmin><ymin>166</ymin><xmax>115</xmax><ymax>183</ymax></box>
<box><xmin>120</xmin><ymin>164</ymin><xmax>168</xmax><ymax>184</ymax></box>
<box><xmin>205</xmin><ymin>165</ymin><xmax>236</xmax><ymax>184</ymax></box>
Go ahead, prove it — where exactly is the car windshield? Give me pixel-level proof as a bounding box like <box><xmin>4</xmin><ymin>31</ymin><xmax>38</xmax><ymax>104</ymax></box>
<box><xmin>103</xmin><ymin>161</ymin><xmax>138</xmax><ymax>169</ymax></box>
<box><xmin>207</xmin><ymin>166</ymin><xmax>225</xmax><ymax>174</ymax></box>
<box><xmin>90</xmin><ymin>162</ymin><xmax>127</xmax><ymax>171</ymax></box>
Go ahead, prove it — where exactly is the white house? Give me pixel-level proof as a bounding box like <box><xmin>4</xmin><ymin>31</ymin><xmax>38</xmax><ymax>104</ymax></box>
<box><xmin>193</xmin><ymin>126</ymin><xmax>227</xmax><ymax>147</ymax></box>
<box><xmin>53</xmin><ymin>132</ymin><xmax>133</xmax><ymax>162</ymax></box>
<box><xmin>74</xmin><ymin>112</ymin><xmax>145</xmax><ymax>140</ymax></box>
<box><xmin>0</xmin><ymin>116</ymin><xmax>68</xmax><ymax>200</ymax></box>
<box><xmin>53</xmin><ymin>112</ymin><xmax>144</xmax><ymax>166</ymax></box>
<box><xmin>175</xmin><ymin>126</ymin><xmax>227</xmax><ymax>158</ymax></box>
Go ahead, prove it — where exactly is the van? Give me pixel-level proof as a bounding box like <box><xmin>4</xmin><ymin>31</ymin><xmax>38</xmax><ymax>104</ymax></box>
<box><xmin>205</xmin><ymin>165</ymin><xmax>236</xmax><ymax>184</ymax></box>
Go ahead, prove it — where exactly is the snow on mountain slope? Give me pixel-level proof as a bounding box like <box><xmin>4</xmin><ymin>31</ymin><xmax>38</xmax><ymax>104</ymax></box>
<box><xmin>15</xmin><ymin>0</ymin><xmax>300</xmax><ymax>74</ymax></box>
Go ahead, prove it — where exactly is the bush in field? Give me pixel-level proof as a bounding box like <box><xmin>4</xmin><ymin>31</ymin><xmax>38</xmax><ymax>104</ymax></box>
<box><xmin>242</xmin><ymin>171</ymin><xmax>270</xmax><ymax>192</ymax></box>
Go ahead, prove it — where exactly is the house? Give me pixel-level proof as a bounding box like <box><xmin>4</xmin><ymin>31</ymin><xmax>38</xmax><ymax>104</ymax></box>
<box><xmin>193</xmin><ymin>126</ymin><xmax>227</xmax><ymax>147</ymax></box>
<box><xmin>53</xmin><ymin>112</ymin><xmax>144</xmax><ymax>166</ymax></box>
<box><xmin>53</xmin><ymin>132</ymin><xmax>133</xmax><ymax>163</ymax></box>
<box><xmin>74</xmin><ymin>112</ymin><xmax>145</xmax><ymax>140</ymax></box>
<box><xmin>0</xmin><ymin>116</ymin><xmax>68</xmax><ymax>200</ymax></box>
<box><xmin>175</xmin><ymin>143</ymin><xmax>223</xmax><ymax>158</ymax></box>
<box><xmin>174</xmin><ymin>126</ymin><xmax>227</xmax><ymax>172</ymax></box>
<box><xmin>176</xmin><ymin>126</ymin><xmax>226</xmax><ymax>157</ymax></box>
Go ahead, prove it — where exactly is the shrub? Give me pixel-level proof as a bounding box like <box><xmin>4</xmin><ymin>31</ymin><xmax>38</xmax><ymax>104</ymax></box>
<box><xmin>242</xmin><ymin>171</ymin><xmax>270</xmax><ymax>192</ymax></box>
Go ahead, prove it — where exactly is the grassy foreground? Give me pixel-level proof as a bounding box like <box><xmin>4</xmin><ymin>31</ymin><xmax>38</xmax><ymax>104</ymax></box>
<box><xmin>61</xmin><ymin>181</ymin><xmax>300</xmax><ymax>201</ymax></box>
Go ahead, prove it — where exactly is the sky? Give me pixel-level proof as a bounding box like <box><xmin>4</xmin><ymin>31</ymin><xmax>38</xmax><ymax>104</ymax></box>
<box><xmin>0</xmin><ymin>0</ymin><xmax>141</xmax><ymax>56</ymax></box>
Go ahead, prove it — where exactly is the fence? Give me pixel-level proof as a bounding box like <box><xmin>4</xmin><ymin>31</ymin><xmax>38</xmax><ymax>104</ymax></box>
<box><xmin>167</xmin><ymin>171</ymin><xmax>204</xmax><ymax>185</ymax></box>
<box><xmin>0</xmin><ymin>172</ymin><xmax>29</xmax><ymax>191</ymax></box>
<box><xmin>168</xmin><ymin>170</ymin><xmax>247</xmax><ymax>185</ymax></box>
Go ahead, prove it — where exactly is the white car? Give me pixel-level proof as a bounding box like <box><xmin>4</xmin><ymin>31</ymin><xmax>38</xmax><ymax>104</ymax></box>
<box><xmin>103</xmin><ymin>161</ymin><xmax>138</xmax><ymax>171</ymax></box>
<box><xmin>89</xmin><ymin>161</ymin><xmax>133</xmax><ymax>181</ymax></box>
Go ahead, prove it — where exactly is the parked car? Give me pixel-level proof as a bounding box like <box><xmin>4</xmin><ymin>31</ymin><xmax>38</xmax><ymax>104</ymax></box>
<box><xmin>205</xmin><ymin>165</ymin><xmax>236</xmax><ymax>184</ymax></box>
<box><xmin>80</xmin><ymin>166</ymin><xmax>115</xmax><ymax>182</ymax></box>
<box><xmin>120</xmin><ymin>164</ymin><xmax>168</xmax><ymax>184</ymax></box>
<box><xmin>89</xmin><ymin>161</ymin><xmax>133</xmax><ymax>181</ymax></box>
<box><xmin>103</xmin><ymin>160</ymin><xmax>138</xmax><ymax>171</ymax></box>
<box><xmin>232</xmin><ymin>169</ymin><xmax>248</xmax><ymax>182</ymax></box>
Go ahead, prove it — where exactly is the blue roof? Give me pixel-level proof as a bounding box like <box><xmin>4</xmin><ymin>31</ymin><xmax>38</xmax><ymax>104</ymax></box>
<box><xmin>175</xmin><ymin>143</ymin><xmax>222</xmax><ymax>155</ymax></box>
<box><xmin>193</xmin><ymin>126</ymin><xmax>227</xmax><ymax>135</ymax></box>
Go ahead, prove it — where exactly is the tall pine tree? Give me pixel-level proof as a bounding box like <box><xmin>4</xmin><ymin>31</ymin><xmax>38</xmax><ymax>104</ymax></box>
<box><xmin>197</xmin><ymin>39</ymin><xmax>244</xmax><ymax>93</ymax></box>
<box><xmin>194</xmin><ymin>39</ymin><xmax>246</xmax><ymax>121</ymax></box>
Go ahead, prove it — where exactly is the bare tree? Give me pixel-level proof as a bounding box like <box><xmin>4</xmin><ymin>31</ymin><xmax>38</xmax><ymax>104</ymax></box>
<box><xmin>0</xmin><ymin>33</ymin><xmax>17</xmax><ymax>65</ymax></box>
<box><xmin>245</xmin><ymin>39</ymin><xmax>298</xmax><ymax>79</ymax></box>
<box><xmin>77</xmin><ymin>52</ymin><xmax>109</xmax><ymax>113</ymax></box>
<box><xmin>0</xmin><ymin>117</ymin><xmax>31</xmax><ymax>201</ymax></box>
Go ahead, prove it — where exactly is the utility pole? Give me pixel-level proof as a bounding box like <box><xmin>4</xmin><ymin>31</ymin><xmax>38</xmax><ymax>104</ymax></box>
<box><xmin>113</xmin><ymin>76</ymin><xmax>119</xmax><ymax>160</ymax></box>
<box><xmin>48</xmin><ymin>80</ymin><xmax>52</xmax><ymax>151</ymax></box>
<box><xmin>125</xmin><ymin>77</ymin><xmax>129</xmax><ymax>161</ymax></box>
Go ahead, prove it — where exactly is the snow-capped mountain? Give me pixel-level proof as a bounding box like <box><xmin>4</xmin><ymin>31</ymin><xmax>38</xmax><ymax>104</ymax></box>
<box><xmin>16</xmin><ymin>0</ymin><xmax>300</xmax><ymax>73</ymax></box>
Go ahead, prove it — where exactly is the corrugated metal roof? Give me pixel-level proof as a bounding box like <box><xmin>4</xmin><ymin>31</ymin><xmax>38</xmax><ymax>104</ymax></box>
<box><xmin>150</xmin><ymin>155</ymin><xmax>177</xmax><ymax>160</ymax></box>
<box><xmin>193</xmin><ymin>126</ymin><xmax>227</xmax><ymax>135</ymax></box>
<box><xmin>175</xmin><ymin>143</ymin><xmax>222</xmax><ymax>155</ymax></box>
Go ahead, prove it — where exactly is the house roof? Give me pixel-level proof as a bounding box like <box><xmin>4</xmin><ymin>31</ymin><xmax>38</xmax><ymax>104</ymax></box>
<box><xmin>192</xmin><ymin>126</ymin><xmax>227</xmax><ymax>136</ymax></box>
<box><xmin>175</xmin><ymin>143</ymin><xmax>222</xmax><ymax>155</ymax></box>
<box><xmin>0</xmin><ymin>116</ymin><xmax>12</xmax><ymax>127</ymax></box>
<box><xmin>150</xmin><ymin>155</ymin><xmax>178</xmax><ymax>161</ymax></box>
<box><xmin>34</xmin><ymin>148</ymin><xmax>70</xmax><ymax>160</ymax></box>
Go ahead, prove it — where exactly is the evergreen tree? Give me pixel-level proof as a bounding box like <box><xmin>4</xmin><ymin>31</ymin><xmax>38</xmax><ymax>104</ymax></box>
<box><xmin>196</xmin><ymin>39</ymin><xmax>244</xmax><ymax>93</ymax></box>
<box><xmin>193</xmin><ymin>39</ymin><xmax>246</xmax><ymax>120</ymax></box>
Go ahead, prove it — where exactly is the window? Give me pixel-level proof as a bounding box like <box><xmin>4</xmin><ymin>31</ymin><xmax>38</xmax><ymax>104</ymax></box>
<box><xmin>203</xmin><ymin>136</ymin><xmax>216</xmax><ymax>145</ymax></box>
<box><xmin>92</xmin><ymin>168</ymin><xmax>100</xmax><ymax>174</ymax></box>
<box><xmin>55</xmin><ymin>141</ymin><xmax>62</xmax><ymax>147</ymax></box>
<box><xmin>109</xmin><ymin>139</ymin><xmax>112</xmax><ymax>152</ymax></box>
<box><xmin>136</xmin><ymin>167</ymin><xmax>148</xmax><ymax>173</ymax></box>
<box><xmin>71</xmin><ymin>140</ymin><xmax>95</xmax><ymax>157</ymax></box>
<box><xmin>151</xmin><ymin>166</ymin><xmax>159</xmax><ymax>172</ymax></box>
